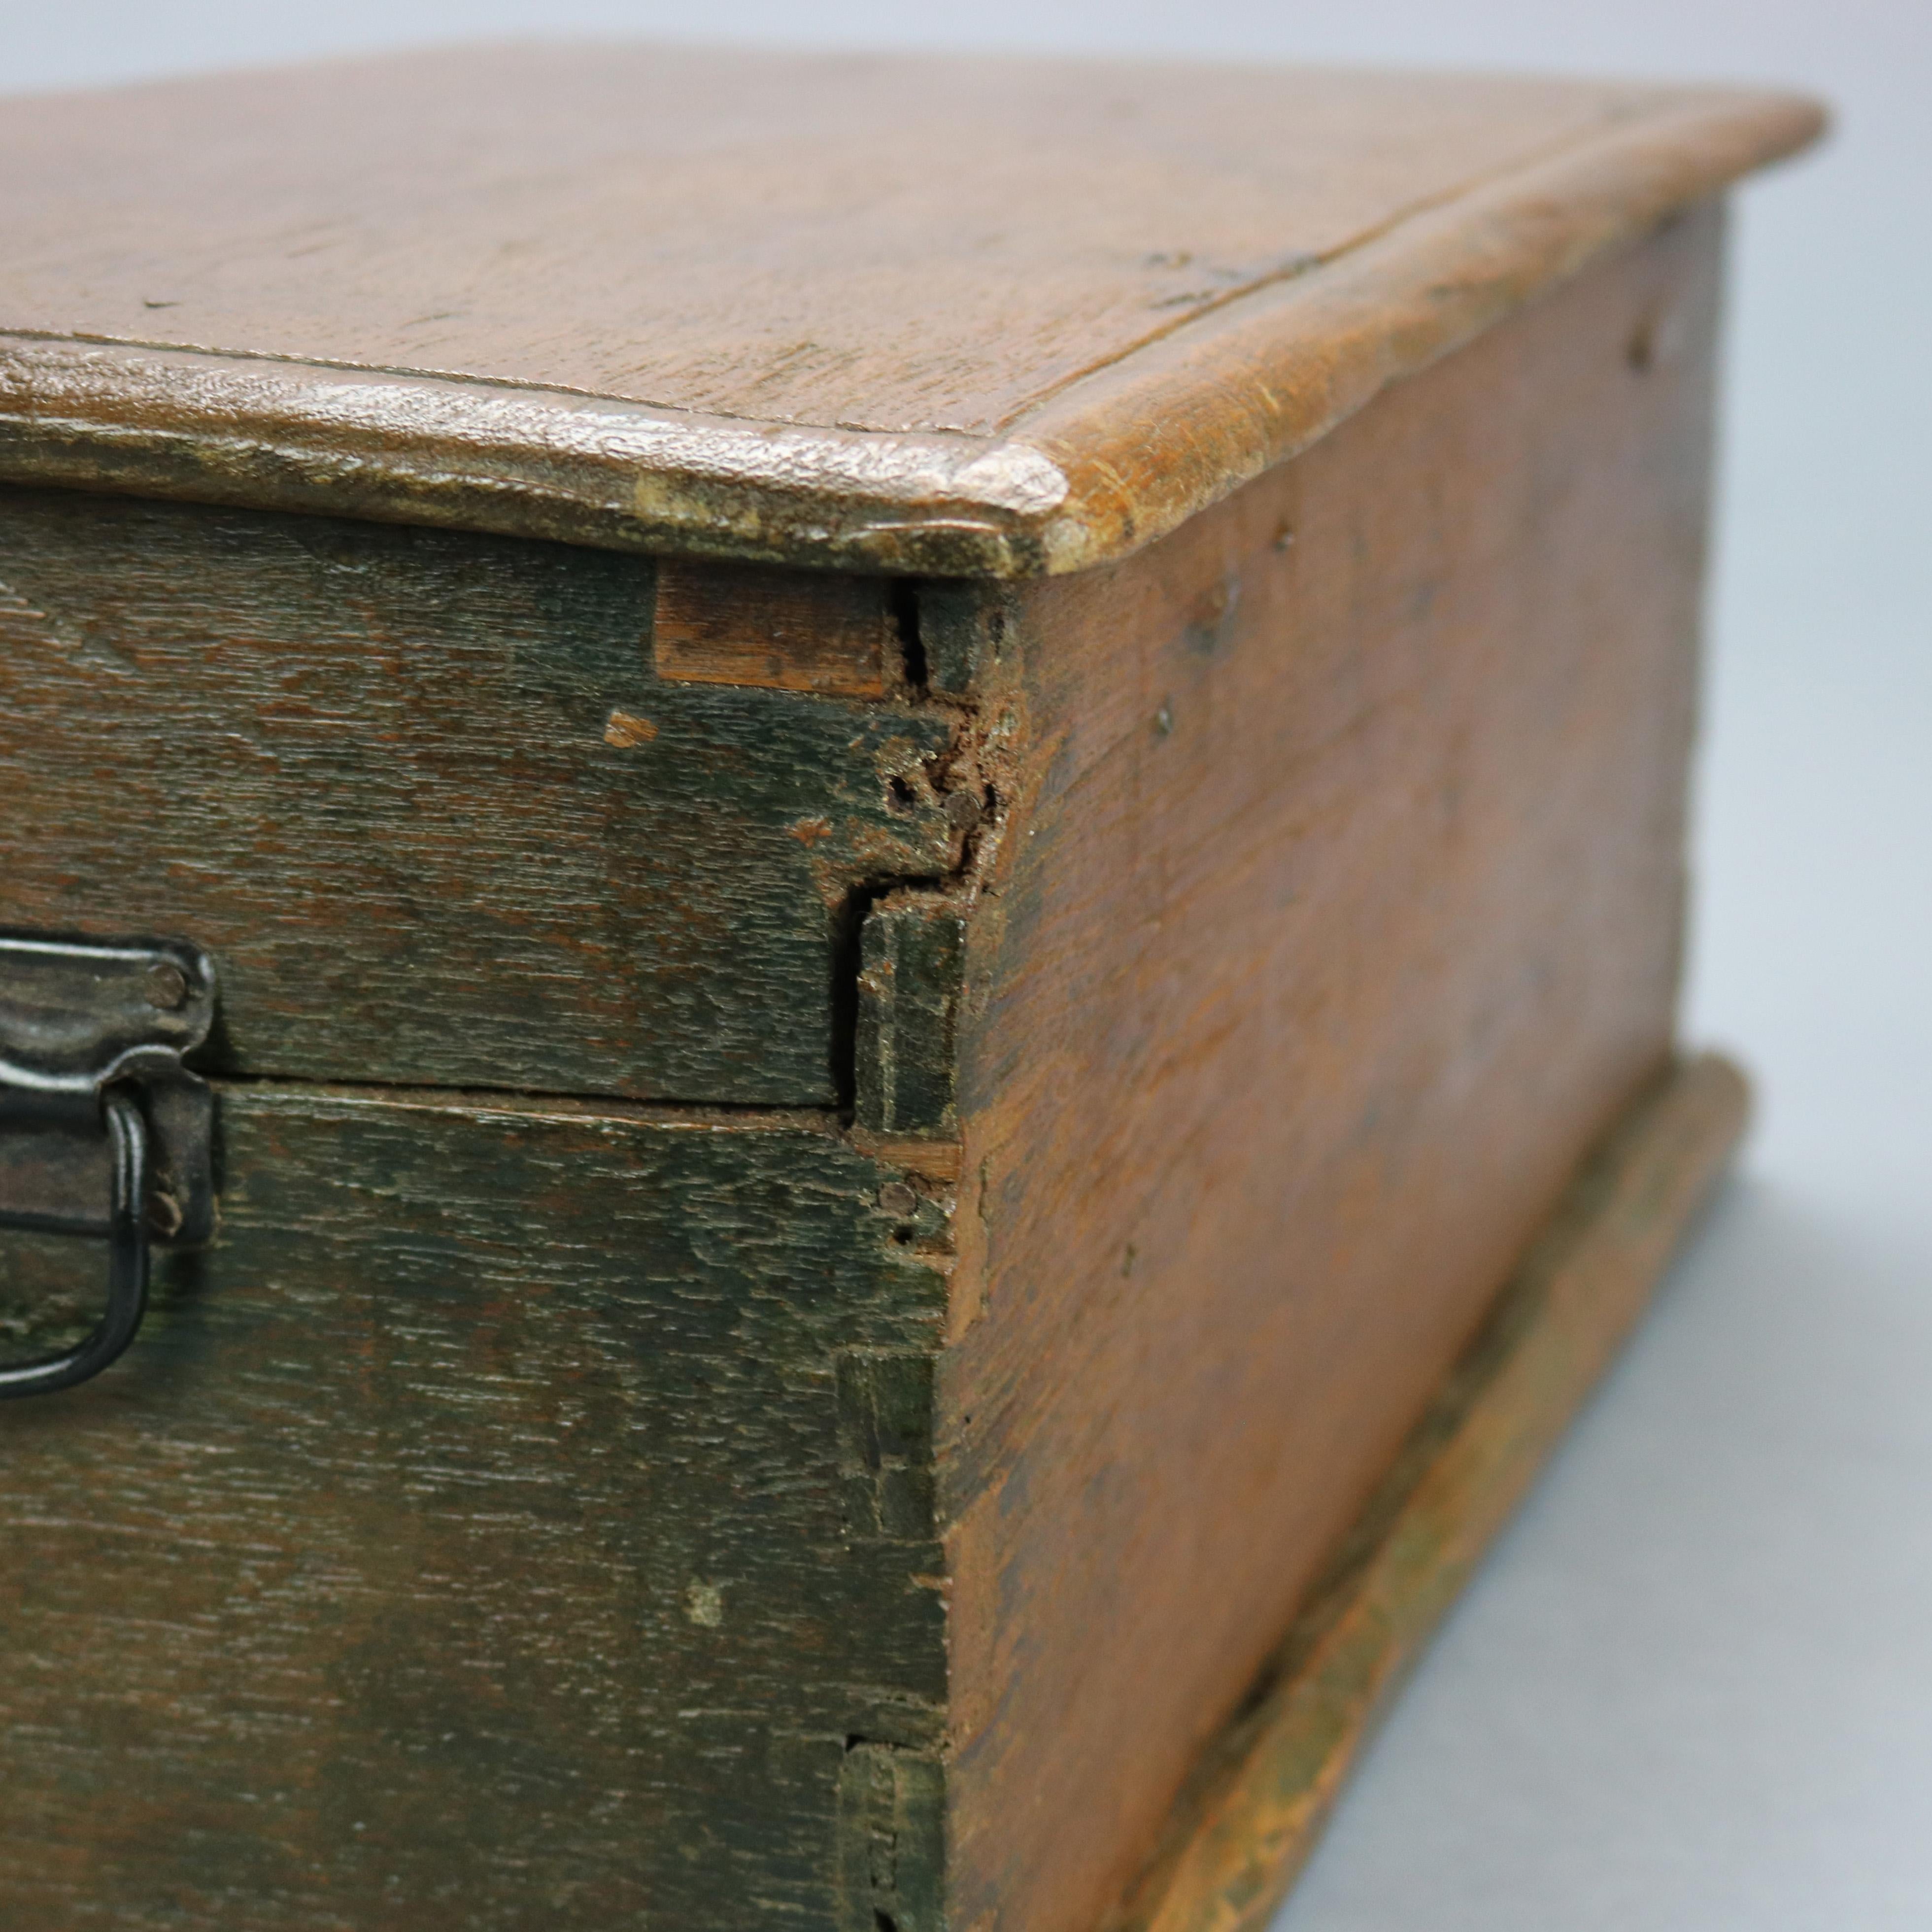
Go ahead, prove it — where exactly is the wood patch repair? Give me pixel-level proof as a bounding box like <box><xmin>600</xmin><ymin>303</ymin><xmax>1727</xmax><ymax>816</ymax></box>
<box><xmin>655</xmin><ymin>558</ymin><xmax>897</xmax><ymax>697</ymax></box>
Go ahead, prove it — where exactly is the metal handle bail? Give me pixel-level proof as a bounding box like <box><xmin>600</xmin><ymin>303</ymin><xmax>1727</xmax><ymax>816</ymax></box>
<box><xmin>0</xmin><ymin>928</ymin><xmax>217</xmax><ymax>1400</ymax></box>
<box><xmin>0</xmin><ymin>1089</ymin><xmax>151</xmax><ymax>1400</ymax></box>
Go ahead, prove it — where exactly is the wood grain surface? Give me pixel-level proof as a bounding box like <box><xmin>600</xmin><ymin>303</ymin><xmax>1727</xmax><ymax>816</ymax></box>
<box><xmin>937</xmin><ymin>209</ymin><xmax>1722</xmax><ymax>1932</ymax></box>
<box><xmin>1119</xmin><ymin>1053</ymin><xmax>1751</xmax><ymax>1932</ymax></box>
<box><xmin>0</xmin><ymin>59</ymin><xmax>1798</xmax><ymax>1927</ymax></box>
<box><xmin>0</xmin><ymin>1085</ymin><xmax>949</xmax><ymax>1932</ymax></box>
<box><xmin>0</xmin><ymin>47</ymin><xmax>1819</xmax><ymax>572</ymax></box>
<box><xmin>0</xmin><ymin>488</ymin><xmax>965</xmax><ymax>1105</ymax></box>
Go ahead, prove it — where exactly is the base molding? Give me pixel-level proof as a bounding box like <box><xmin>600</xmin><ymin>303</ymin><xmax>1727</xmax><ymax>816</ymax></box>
<box><xmin>1115</xmin><ymin>1052</ymin><xmax>1751</xmax><ymax>1932</ymax></box>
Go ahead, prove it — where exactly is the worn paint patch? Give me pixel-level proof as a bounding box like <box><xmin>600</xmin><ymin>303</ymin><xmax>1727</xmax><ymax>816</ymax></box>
<box><xmin>603</xmin><ymin>707</ymin><xmax>657</xmax><ymax>746</ymax></box>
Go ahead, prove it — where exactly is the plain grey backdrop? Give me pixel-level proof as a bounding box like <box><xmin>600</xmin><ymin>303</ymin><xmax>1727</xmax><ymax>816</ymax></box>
<box><xmin>4</xmin><ymin>3</ymin><xmax>1926</xmax><ymax>1926</ymax></box>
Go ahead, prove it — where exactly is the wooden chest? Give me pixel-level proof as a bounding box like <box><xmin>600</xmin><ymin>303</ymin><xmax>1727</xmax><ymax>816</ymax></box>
<box><xmin>0</xmin><ymin>47</ymin><xmax>1819</xmax><ymax>1932</ymax></box>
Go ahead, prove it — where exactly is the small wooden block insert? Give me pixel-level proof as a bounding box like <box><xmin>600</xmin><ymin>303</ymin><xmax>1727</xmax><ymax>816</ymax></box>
<box><xmin>653</xmin><ymin>559</ymin><xmax>894</xmax><ymax>697</ymax></box>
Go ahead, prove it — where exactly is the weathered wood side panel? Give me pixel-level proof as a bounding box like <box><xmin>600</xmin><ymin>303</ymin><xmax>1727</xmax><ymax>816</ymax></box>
<box><xmin>939</xmin><ymin>210</ymin><xmax>1724</xmax><ymax>1932</ymax></box>
<box><xmin>0</xmin><ymin>492</ymin><xmax>960</xmax><ymax>1105</ymax></box>
<box><xmin>0</xmin><ymin>1088</ymin><xmax>947</xmax><ymax>1932</ymax></box>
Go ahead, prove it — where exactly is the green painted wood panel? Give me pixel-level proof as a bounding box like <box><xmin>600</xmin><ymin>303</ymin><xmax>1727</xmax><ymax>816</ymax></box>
<box><xmin>0</xmin><ymin>487</ymin><xmax>960</xmax><ymax>1106</ymax></box>
<box><xmin>0</xmin><ymin>1085</ymin><xmax>948</xmax><ymax>1931</ymax></box>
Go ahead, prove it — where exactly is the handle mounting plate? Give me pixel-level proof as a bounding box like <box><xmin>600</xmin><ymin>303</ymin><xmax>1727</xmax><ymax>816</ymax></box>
<box><xmin>0</xmin><ymin>928</ymin><xmax>218</xmax><ymax>1397</ymax></box>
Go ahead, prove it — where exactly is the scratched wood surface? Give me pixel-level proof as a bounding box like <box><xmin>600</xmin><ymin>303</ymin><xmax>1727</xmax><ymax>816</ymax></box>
<box><xmin>0</xmin><ymin>49</ymin><xmax>1819</xmax><ymax>572</ymax></box>
<box><xmin>0</xmin><ymin>488</ymin><xmax>962</xmax><ymax>1106</ymax></box>
<box><xmin>937</xmin><ymin>209</ymin><xmax>1723</xmax><ymax>1932</ymax></box>
<box><xmin>0</xmin><ymin>1086</ymin><xmax>949</xmax><ymax>1932</ymax></box>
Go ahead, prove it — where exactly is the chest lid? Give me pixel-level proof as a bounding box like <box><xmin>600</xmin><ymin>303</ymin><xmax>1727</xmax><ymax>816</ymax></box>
<box><xmin>0</xmin><ymin>45</ymin><xmax>1817</xmax><ymax>577</ymax></box>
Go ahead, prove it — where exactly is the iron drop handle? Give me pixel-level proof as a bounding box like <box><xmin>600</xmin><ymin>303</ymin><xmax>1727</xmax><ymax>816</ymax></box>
<box><xmin>0</xmin><ymin>1089</ymin><xmax>150</xmax><ymax>1400</ymax></box>
<box><xmin>0</xmin><ymin>929</ymin><xmax>216</xmax><ymax>1400</ymax></box>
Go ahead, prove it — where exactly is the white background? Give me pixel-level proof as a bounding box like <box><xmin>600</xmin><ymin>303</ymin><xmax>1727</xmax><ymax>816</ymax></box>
<box><xmin>4</xmin><ymin>4</ymin><xmax>1927</xmax><ymax>1926</ymax></box>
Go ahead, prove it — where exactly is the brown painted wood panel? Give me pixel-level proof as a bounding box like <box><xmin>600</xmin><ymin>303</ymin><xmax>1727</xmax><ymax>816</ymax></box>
<box><xmin>937</xmin><ymin>208</ymin><xmax>1723</xmax><ymax>1932</ymax></box>
<box><xmin>0</xmin><ymin>1086</ymin><xmax>948</xmax><ymax>1931</ymax></box>
<box><xmin>0</xmin><ymin>490</ymin><xmax>961</xmax><ymax>1105</ymax></box>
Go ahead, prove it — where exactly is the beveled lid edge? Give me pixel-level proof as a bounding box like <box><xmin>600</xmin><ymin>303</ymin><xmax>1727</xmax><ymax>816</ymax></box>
<box><xmin>1012</xmin><ymin>86</ymin><xmax>1827</xmax><ymax>574</ymax></box>
<box><xmin>0</xmin><ymin>84</ymin><xmax>1822</xmax><ymax>578</ymax></box>
<box><xmin>0</xmin><ymin>340</ymin><xmax>1066</xmax><ymax>575</ymax></box>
